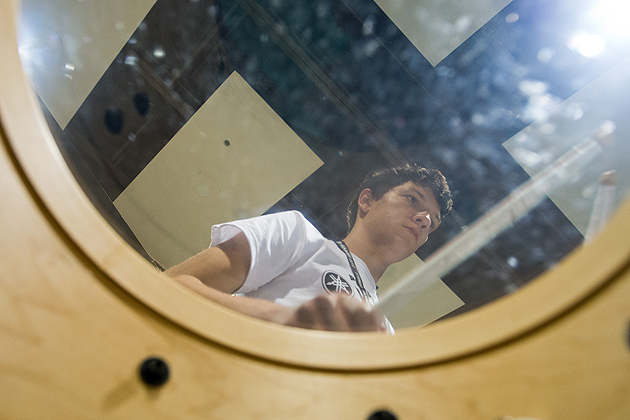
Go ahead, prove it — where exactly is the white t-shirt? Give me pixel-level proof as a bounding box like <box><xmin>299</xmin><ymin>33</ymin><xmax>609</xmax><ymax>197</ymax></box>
<box><xmin>210</xmin><ymin>211</ymin><xmax>393</xmax><ymax>331</ymax></box>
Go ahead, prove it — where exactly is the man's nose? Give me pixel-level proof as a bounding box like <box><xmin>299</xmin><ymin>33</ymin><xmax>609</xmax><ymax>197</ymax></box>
<box><xmin>413</xmin><ymin>212</ymin><xmax>431</xmax><ymax>230</ymax></box>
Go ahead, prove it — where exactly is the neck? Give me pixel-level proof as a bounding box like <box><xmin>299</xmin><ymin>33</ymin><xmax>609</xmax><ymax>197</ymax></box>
<box><xmin>342</xmin><ymin>228</ymin><xmax>391</xmax><ymax>282</ymax></box>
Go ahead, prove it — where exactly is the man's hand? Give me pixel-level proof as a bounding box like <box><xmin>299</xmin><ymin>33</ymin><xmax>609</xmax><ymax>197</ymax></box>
<box><xmin>271</xmin><ymin>293</ymin><xmax>386</xmax><ymax>333</ymax></box>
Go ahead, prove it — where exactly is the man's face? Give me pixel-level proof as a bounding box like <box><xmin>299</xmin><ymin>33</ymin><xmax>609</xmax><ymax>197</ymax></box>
<box><xmin>360</xmin><ymin>181</ymin><xmax>442</xmax><ymax>262</ymax></box>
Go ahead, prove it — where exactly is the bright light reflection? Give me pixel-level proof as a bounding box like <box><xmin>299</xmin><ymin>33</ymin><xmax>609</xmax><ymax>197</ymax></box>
<box><xmin>17</xmin><ymin>22</ymin><xmax>62</xmax><ymax>76</ymax></box>
<box><xmin>568</xmin><ymin>32</ymin><xmax>606</xmax><ymax>58</ymax></box>
<box><xmin>588</xmin><ymin>0</ymin><xmax>630</xmax><ymax>39</ymax></box>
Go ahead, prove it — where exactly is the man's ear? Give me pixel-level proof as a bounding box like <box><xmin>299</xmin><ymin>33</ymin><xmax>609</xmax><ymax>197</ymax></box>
<box><xmin>357</xmin><ymin>188</ymin><xmax>373</xmax><ymax>215</ymax></box>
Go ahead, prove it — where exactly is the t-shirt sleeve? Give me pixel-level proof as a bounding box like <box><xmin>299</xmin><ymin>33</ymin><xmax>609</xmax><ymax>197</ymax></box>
<box><xmin>209</xmin><ymin>211</ymin><xmax>310</xmax><ymax>294</ymax></box>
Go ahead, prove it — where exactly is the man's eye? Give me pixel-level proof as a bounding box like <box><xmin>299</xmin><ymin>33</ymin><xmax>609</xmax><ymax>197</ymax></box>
<box><xmin>406</xmin><ymin>195</ymin><xmax>416</xmax><ymax>204</ymax></box>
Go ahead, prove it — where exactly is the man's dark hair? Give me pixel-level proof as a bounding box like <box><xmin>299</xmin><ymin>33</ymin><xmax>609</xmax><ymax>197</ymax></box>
<box><xmin>346</xmin><ymin>164</ymin><xmax>453</xmax><ymax>233</ymax></box>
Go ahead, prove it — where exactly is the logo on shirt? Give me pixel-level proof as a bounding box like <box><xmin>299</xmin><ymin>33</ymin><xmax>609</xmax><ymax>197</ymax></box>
<box><xmin>321</xmin><ymin>271</ymin><xmax>353</xmax><ymax>295</ymax></box>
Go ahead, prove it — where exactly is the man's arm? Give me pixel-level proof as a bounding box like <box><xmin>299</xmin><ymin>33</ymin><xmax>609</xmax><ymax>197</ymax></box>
<box><xmin>164</xmin><ymin>233</ymin><xmax>384</xmax><ymax>332</ymax></box>
<box><xmin>165</xmin><ymin>232</ymin><xmax>251</xmax><ymax>294</ymax></box>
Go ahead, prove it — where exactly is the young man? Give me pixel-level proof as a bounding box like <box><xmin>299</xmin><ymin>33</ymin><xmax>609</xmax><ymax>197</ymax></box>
<box><xmin>166</xmin><ymin>164</ymin><xmax>452</xmax><ymax>332</ymax></box>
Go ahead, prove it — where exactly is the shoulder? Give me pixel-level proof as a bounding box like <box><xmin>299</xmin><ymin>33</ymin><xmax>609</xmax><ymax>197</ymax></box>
<box><xmin>244</xmin><ymin>210</ymin><xmax>311</xmax><ymax>231</ymax></box>
<box><xmin>286</xmin><ymin>211</ymin><xmax>324</xmax><ymax>238</ymax></box>
<box><xmin>259</xmin><ymin>210</ymin><xmax>319</xmax><ymax>232</ymax></box>
<box><xmin>212</xmin><ymin>210</ymin><xmax>323</xmax><ymax>247</ymax></box>
<box><xmin>282</xmin><ymin>210</ymin><xmax>316</xmax><ymax>229</ymax></box>
<box><xmin>271</xmin><ymin>211</ymin><xmax>324</xmax><ymax>245</ymax></box>
<box><xmin>235</xmin><ymin>210</ymin><xmax>322</xmax><ymax>240</ymax></box>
